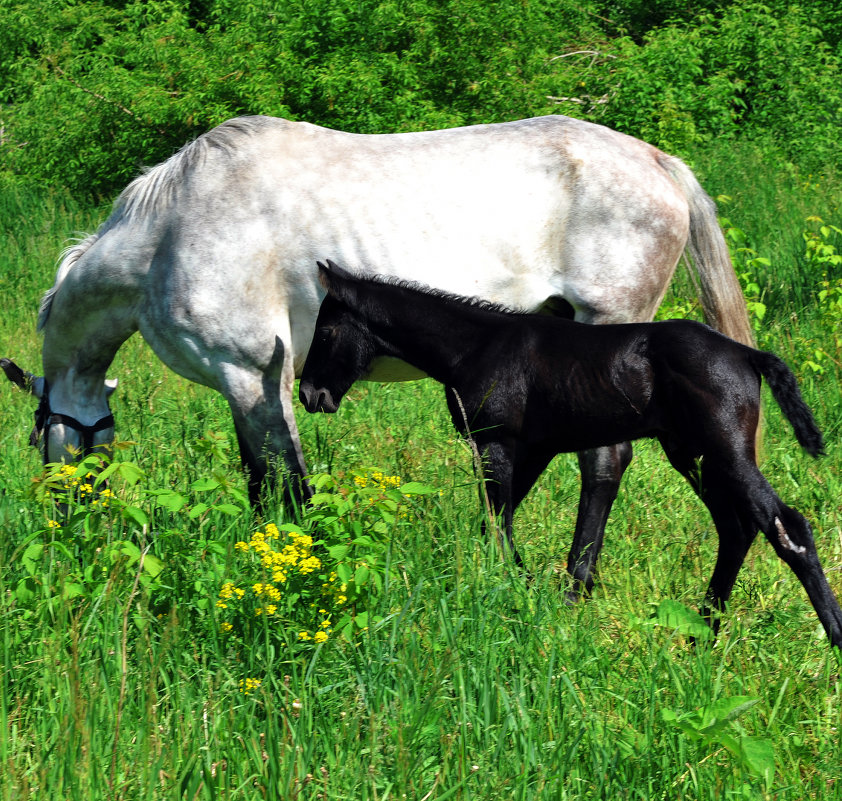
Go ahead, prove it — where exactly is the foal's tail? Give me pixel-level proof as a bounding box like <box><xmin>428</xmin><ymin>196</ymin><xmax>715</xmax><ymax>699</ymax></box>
<box><xmin>751</xmin><ymin>350</ymin><xmax>824</xmax><ymax>457</ymax></box>
<box><xmin>658</xmin><ymin>155</ymin><xmax>754</xmax><ymax>348</ymax></box>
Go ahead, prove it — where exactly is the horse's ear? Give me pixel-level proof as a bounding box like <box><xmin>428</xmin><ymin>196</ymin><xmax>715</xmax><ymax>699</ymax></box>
<box><xmin>1</xmin><ymin>359</ymin><xmax>40</xmax><ymax>396</ymax></box>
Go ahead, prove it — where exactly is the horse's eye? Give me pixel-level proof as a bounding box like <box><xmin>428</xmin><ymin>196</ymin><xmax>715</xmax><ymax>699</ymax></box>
<box><xmin>317</xmin><ymin>327</ymin><xmax>334</xmax><ymax>341</ymax></box>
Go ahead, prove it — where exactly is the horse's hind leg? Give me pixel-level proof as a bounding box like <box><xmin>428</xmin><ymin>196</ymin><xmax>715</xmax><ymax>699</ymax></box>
<box><xmin>566</xmin><ymin>442</ymin><xmax>633</xmax><ymax>602</ymax></box>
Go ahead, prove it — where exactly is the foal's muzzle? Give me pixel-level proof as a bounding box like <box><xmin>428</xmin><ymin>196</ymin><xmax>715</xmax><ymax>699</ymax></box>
<box><xmin>299</xmin><ymin>382</ymin><xmax>340</xmax><ymax>413</ymax></box>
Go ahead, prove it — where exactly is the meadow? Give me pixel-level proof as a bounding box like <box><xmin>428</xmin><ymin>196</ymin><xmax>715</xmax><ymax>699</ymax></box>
<box><xmin>0</xmin><ymin>148</ymin><xmax>840</xmax><ymax>800</ymax></box>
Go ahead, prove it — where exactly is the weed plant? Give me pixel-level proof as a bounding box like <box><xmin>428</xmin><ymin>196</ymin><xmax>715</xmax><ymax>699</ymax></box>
<box><xmin>1</xmin><ymin>163</ymin><xmax>841</xmax><ymax>799</ymax></box>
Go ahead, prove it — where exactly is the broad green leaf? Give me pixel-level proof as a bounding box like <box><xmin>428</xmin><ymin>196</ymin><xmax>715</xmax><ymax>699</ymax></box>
<box><xmin>16</xmin><ymin>577</ymin><xmax>37</xmax><ymax>604</ymax></box>
<box><xmin>654</xmin><ymin>599</ymin><xmax>713</xmax><ymax>640</ymax></box>
<box><xmin>399</xmin><ymin>481</ymin><xmax>437</xmax><ymax>495</ymax></box>
<box><xmin>152</xmin><ymin>490</ymin><xmax>187</xmax><ymax>513</ymax></box>
<box><xmin>62</xmin><ymin>582</ymin><xmax>85</xmax><ymax>599</ymax></box>
<box><xmin>188</xmin><ymin>503</ymin><xmax>209</xmax><ymax>519</ymax></box>
<box><xmin>122</xmin><ymin>505</ymin><xmax>149</xmax><ymax>526</ymax></box>
<box><xmin>328</xmin><ymin>544</ymin><xmax>351</xmax><ymax>560</ymax></box>
<box><xmin>354</xmin><ymin>564</ymin><xmax>370</xmax><ymax>587</ymax></box>
<box><xmin>141</xmin><ymin>554</ymin><xmax>164</xmax><ymax>578</ymax></box>
<box><xmin>737</xmin><ymin>736</ymin><xmax>776</xmax><ymax>783</ymax></box>
<box><xmin>698</xmin><ymin>696</ymin><xmax>759</xmax><ymax>735</ymax></box>
<box><xmin>117</xmin><ymin>461</ymin><xmax>145</xmax><ymax>485</ymax></box>
<box><xmin>190</xmin><ymin>477</ymin><xmax>220</xmax><ymax>492</ymax></box>
<box><xmin>213</xmin><ymin>503</ymin><xmax>242</xmax><ymax>516</ymax></box>
<box><xmin>22</xmin><ymin>542</ymin><xmax>44</xmax><ymax>575</ymax></box>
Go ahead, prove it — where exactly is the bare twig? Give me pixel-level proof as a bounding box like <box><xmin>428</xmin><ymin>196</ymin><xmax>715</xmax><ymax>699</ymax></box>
<box><xmin>449</xmin><ymin>389</ymin><xmax>504</xmax><ymax>560</ymax></box>
<box><xmin>548</xmin><ymin>50</ymin><xmax>616</xmax><ymax>62</ymax></box>
<box><xmin>545</xmin><ymin>93</ymin><xmax>614</xmax><ymax>106</ymax></box>
<box><xmin>51</xmin><ymin>61</ymin><xmax>167</xmax><ymax>135</ymax></box>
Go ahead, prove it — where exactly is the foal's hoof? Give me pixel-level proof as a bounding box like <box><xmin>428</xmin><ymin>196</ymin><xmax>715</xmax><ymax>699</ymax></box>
<box><xmin>563</xmin><ymin>589</ymin><xmax>582</xmax><ymax>606</ymax></box>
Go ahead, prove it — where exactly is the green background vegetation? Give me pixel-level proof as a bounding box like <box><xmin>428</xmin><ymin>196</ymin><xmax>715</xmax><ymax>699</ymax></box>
<box><xmin>1</xmin><ymin>1</ymin><xmax>841</xmax><ymax>798</ymax></box>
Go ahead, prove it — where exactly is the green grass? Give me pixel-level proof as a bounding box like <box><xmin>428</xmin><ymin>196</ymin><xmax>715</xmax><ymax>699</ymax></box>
<box><xmin>1</xmin><ymin>157</ymin><xmax>841</xmax><ymax>800</ymax></box>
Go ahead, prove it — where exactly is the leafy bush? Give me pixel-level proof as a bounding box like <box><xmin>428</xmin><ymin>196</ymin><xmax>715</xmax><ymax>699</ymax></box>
<box><xmin>3</xmin><ymin>0</ymin><xmax>840</xmax><ymax>199</ymax></box>
<box><xmin>216</xmin><ymin>469</ymin><xmax>436</xmax><ymax>657</ymax></box>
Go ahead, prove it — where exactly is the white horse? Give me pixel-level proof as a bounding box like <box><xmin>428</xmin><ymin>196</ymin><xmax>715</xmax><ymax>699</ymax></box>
<box><xmin>3</xmin><ymin>114</ymin><xmax>751</xmax><ymax>587</ymax></box>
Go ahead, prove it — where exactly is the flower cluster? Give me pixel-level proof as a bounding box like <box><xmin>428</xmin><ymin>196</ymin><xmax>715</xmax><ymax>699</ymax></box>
<box><xmin>217</xmin><ymin>471</ymin><xmax>435</xmax><ymax>650</ymax></box>
<box><xmin>218</xmin><ymin>523</ymin><xmax>337</xmax><ymax>643</ymax></box>
<box><xmin>353</xmin><ymin>470</ymin><xmax>401</xmax><ymax>490</ymax></box>
<box><xmin>49</xmin><ymin>464</ymin><xmax>114</xmax><ymax>508</ymax></box>
<box><xmin>239</xmin><ymin>677</ymin><xmax>262</xmax><ymax>695</ymax></box>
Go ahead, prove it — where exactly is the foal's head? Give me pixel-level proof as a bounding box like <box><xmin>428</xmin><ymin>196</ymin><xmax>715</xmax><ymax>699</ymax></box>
<box><xmin>299</xmin><ymin>260</ymin><xmax>384</xmax><ymax>413</ymax></box>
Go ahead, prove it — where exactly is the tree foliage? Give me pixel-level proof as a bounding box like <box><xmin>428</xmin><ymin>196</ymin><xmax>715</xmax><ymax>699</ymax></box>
<box><xmin>0</xmin><ymin>0</ymin><xmax>839</xmax><ymax>199</ymax></box>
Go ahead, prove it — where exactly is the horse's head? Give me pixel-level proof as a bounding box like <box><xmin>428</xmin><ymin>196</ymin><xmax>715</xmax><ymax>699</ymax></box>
<box><xmin>2</xmin><ymin>358</ymin><xmax>117</xmax><ymax>463</ymax></box>
<box><xmin>299</xmin><ymin>260</ymin><xmax>382</xmax><ymax>414</ymax></box>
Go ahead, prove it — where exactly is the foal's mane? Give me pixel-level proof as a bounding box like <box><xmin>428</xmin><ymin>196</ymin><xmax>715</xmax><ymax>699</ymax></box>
<box><xmin>328</xmin><ymin>264</ymin><xmax>526</xmax><ymax>320</ymax></box>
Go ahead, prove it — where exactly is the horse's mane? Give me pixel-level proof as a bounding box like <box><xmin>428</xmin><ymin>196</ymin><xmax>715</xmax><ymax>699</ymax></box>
<box><xmin>38</xmin><ymin>116</ymin><xmax>278</xmax><ymax>331</ymax></box>
<box><xmin>115</xmin><ymin>116</ymin><xmax>277</xmax><ymax>221</ymax></box>
<box><xmin>37</xmin><ymin>236</ymin><xmax>100</xmax><ymax>331</ymax></box>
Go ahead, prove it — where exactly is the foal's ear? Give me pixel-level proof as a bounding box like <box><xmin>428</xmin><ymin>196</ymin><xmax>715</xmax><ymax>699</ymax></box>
<box><xmin>316</xmin><ymin>259</ymin><xmax>351</xmax><ymax>296</ymax></box>
<box><xmin>316</xmin><ymin>260</ymin><xmax>335</xmax><ymax>294</ymax></box>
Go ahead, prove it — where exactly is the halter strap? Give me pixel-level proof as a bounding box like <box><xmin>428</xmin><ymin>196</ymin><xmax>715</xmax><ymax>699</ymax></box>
<box><xmin>46</xmin><ymin>412</ymin><xmax>116</xmax><ymax>452</ymax></box>
<box><xmin>31</xmin><ymin>382</ymin><xmax>115</xmax><ymax>456</ymax></box>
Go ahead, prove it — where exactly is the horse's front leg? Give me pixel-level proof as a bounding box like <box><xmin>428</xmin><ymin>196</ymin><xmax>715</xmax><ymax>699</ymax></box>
<box><xmin>566</xmin><ymin>442</ymin><xmax>633</xmax><ymax>602</ymax></box>
<box><xmin>223</xmin><ymin>356</ymin><xmax>311</xmax><ymax>513</ymax></box>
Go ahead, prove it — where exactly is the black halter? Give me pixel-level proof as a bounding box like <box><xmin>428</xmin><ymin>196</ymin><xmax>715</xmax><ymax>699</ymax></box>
<box><xmin>32</xmin><ymin>384</ymin><xmax>115</xmax><ymax>456</ymax></box>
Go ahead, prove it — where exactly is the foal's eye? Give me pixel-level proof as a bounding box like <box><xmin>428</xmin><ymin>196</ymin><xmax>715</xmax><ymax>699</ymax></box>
<box><xmin>317</xmin><ymin>327</ymin><xmax>334</xmax><ymax>341</ymax></box>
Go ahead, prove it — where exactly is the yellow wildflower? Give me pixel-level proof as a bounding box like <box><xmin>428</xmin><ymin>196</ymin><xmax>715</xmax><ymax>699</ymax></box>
<box><xmin>239</xmin><ymin>678</ymin><xmax>261</xmax><ymax>694</ymax></box>
<box><xmin>314</xmin><ymin>631</ymin><xmax>328</xmax><ymax>644</ymax></box>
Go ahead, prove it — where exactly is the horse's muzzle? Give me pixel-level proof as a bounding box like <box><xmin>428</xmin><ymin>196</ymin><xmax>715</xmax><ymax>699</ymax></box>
<box><xmin>299</xmin><ymin>382</ymin><xmax>339</xmax><ymax>413</ymax></box>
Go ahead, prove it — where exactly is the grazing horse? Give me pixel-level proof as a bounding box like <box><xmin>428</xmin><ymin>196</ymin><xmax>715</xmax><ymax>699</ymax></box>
<box><xmin>299</xmin><ymin>260</ymin><xmax>842</xmax><ymax>648</ymax></box>
<box><xmin>2</xmin><ymin>115</ymin><xmax>751</xmax><ymax>580</ymax></box>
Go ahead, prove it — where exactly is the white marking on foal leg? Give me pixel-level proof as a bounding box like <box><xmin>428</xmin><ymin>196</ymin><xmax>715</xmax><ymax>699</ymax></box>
<box><xmin>775</xmin><ymin>516</ymin><xmax>806</xmax><ymax>554</ymax></box>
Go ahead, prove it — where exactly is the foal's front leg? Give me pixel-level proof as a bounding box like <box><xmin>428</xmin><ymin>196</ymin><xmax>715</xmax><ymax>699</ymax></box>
<box><xmin>478</xmin><ymin>438</ymin><xmax>525</xmax><ymax>567</ymax></box>
<box><xmin>566</xmin><ymin>443</ymin><xmax>634</xmax><ymax>601</ymax></box>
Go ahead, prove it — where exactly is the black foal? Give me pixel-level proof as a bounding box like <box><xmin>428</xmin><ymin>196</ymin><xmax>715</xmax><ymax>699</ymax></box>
<box><xmin>299</xmin><ymin>260</ymin><xmax>842</xmax><ymax>648</ymax></box>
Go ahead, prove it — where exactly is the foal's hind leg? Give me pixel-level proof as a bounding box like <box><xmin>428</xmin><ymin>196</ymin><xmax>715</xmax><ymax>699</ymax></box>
<box><xmin>659</xmin><ymin>441</ymin><xmax>759</xmax><ymax>635</ymax></box>
<box><xmin>756</xmin><ymin>498</ymin><xmax>842</xmax><ymax>649</ymax></box>
<box><xmin>707</xmin><ymin>455</ymin><xmax>842</xmax><ymax>648</ymax></box>
<box><xmin>566</xmin><ymin>442</ymin><xmax>634</xmax><ymax>602</ymax></box>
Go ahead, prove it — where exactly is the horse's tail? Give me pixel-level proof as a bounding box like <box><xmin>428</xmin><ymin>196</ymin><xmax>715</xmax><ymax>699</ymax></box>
<box><xmin>37</xmin><ymin>233</ymin><xmax>100</xmax><ymax>332</ymax></box>
<box><xmin>659</xmin><ymin>154</ymin><xmax>754</xmax><ymax>347</ymax></box>
<box><xmin>750</xmin><ymin>349</ymin><xmax>824</xmax><ymax>456</ymax></box>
